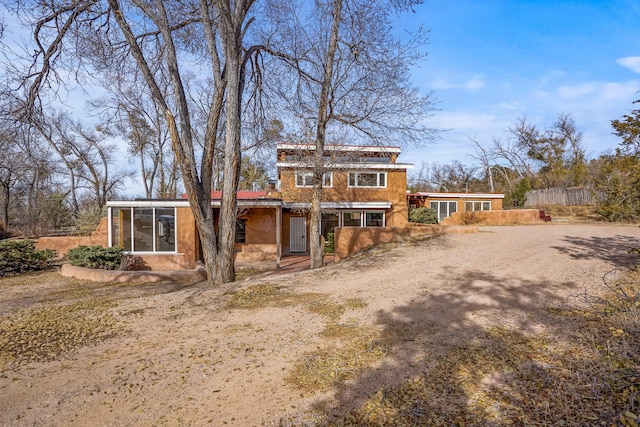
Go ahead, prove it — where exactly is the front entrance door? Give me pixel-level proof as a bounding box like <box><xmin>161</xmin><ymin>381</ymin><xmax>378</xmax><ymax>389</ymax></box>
<box><xmin>290</xmin><ymin>217</ymin><xmax>307</xmax><ymax>252</ymax></box>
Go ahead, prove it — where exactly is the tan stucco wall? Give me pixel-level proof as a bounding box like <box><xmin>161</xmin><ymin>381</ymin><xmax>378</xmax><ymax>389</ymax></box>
<box><xmin>440</xmin><ymin>209</ymin><xmax>542</xmax><ymax>226</ymax></box>
<box><xmin>280</xmin><ymin>168</ymin><xmax>409</xmax><ymax>227</ymax></box>
<box><xmin>176</xmin><ymin>207</ymin><xmax>199</xmax><ymax>268</ymax></box>
<box><xmin>60</xmin><ymin>263</ymin><xmax>206</xmax><ymax>283</ymax></box>
<box><xmin>36</xmin><ymin>217</ymin><xmax>109</xmax><ymax>258</ymax></box>
<box><xmin>334</xmin><ymin>225</ymin><xmax>478</xmax><ymax>261</ymax></box>
<box><xmin>242</xmin><ymin>208</ymin><xmax>277</xmax><ymax>245</ymax></box>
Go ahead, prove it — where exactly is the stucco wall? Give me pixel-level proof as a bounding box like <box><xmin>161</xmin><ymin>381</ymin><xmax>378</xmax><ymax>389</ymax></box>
<box><xmin>334</xmin><ymin>224</ymin><xmax>478</xmax><ymax>261</ymax></box>
<box><xmin>36</xmin><ymin>217</ymin><xmax>109</xmax><ymax>258</ymax></box>
<box><xmin>176</xmin><ymin>207</ymin><xmax>199</xmax><ymax>268</ymax></box>
<box><xmin>440</xmin><ymin>209</ymin><xmax>542</xmax><ymax>226</ymax></box>
<box><xmin>279</xmin><ymin>169</ymin><xmax>409</xmax><ymax>227</ymax></box>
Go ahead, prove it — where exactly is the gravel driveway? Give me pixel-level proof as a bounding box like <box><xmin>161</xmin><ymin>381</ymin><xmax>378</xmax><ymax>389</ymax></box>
<box><xmin>2</xmin><ymin>223</ymin><xmax>640</xmax><ymax>426</ymax></box>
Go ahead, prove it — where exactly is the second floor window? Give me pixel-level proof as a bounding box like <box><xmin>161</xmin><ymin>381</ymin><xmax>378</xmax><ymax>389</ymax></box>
<box><xmin>348</xmin><ymin>171</ymin><xmax>386</xmax><ymax>188</ymax></box>
<box><xmin>295</xmin><ymin>171</ymin><xmax>332</xmax><ymax>187</ymax></box>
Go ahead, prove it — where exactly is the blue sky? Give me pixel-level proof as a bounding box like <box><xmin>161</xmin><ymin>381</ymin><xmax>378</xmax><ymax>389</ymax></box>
<box><xmin>2</xmin><ymin>1</ymin><xmax>639</xmax><ymax>192</ymax></box>
<box><xmin>398</xmin><ymin>0</ymin><xmax>640</xmax><ymax>166</ymax></box>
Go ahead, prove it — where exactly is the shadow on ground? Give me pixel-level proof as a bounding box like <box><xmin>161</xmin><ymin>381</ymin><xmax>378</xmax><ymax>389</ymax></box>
<box><xmin>306</xmin><ymin>267</ymin><xmax>621</xmax><ymax>425</ymax></box>
<box><xmin>551</xmin><ymin>233</ymin><xmax>640</xmax><ymax>268</ymax></box>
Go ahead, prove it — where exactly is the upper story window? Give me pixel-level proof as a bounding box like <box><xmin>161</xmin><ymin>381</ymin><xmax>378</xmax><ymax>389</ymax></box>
<box><xmin>295</xmin><ymin>171</ymin><xmax>332</xmax><ymax>188</ymax></box>
<box><xmin>348</xmin><ymin>171</ymin><xmax>386</xmax><ymax>188</ymax></box>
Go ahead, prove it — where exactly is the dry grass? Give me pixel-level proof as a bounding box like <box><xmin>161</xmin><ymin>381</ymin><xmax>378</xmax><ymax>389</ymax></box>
<box><xmin>0</xmin><ymin>299</ymin><xmax>118</xmax><ymax>369</ymax></box>
<box><xmin>541</xmin><ymin>205</ymin><xmax>601</xmax><ymax>223</ymax></box>
<box><xmin>301</xmin><ymin>272</ymin><xmax>640</xmax><ymax>426</ymax></box>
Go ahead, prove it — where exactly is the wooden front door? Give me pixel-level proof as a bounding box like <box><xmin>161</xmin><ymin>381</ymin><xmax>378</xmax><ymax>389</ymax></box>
<box><xmin>290</xmin><ymin>217</ymin><xmax>307</xmax><ymax>252</ymax></box>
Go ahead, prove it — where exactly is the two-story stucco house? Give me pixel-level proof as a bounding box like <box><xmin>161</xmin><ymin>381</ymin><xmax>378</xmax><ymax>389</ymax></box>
<box><xmin>275</xmin><ymin>143</ymin><xmax>412</xmax><ymax>254</ymax></box>
<box><xmin>98</xmin><ymin>143</ymin><xmax>412</xmax><ymax>270</ymax></box>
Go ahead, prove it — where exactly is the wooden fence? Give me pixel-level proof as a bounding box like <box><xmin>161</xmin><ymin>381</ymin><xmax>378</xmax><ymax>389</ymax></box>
<box><xmin>524</xmin><ymin>187</ymin><xmax>599</xmax><ymax>207</ymax></box>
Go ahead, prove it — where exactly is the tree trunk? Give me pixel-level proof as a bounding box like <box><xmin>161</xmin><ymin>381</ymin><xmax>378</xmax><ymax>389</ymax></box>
<box><xmin>0</xmin><ymin>179</ymin><xmax>10</xmax><ymax>229</ymax></box>
<box><xmin>214</xmin><ymin>0</ymin><xmax>249</xmax><ymax>283</ymax></box>
<box><xmin>309</xmin><ymin>0</ymin><xmax>342</xmax><ymax>269</ymax></box>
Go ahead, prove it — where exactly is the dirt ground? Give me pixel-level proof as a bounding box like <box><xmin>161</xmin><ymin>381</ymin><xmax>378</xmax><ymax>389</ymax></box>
<box><xmin>2</xmin><ymin>223</ymin><xmax>640</xmax><ymax>426</ymax></box>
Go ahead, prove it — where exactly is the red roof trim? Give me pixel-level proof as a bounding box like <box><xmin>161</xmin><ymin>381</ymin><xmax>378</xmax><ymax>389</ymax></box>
<box><xmin>181</xmin><ymin>191</ymin><xmax>271</xmax><ymax>200</ymax></box>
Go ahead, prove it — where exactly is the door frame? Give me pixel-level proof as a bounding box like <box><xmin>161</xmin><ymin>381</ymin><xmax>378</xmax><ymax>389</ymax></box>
<box><xmin>289</xmin><ymin>217</ymin><xmax>307</xmax><ymax>252</ymax></box>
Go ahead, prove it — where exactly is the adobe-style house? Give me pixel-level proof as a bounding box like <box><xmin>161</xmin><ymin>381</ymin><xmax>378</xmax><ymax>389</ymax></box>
<box><xmin>276</xmin><ymin>143</ymin><xmax>412</xmax><ymax>251</ymax></box>
<box><xmin>407</xmin><ymin>192</ymin><xmax>505</xmax><ymax>222</ymax></box>
<box><xmin>101</xmin><ymin>143</ymin><xmax>413</xmax><ymax>270</ymax></box>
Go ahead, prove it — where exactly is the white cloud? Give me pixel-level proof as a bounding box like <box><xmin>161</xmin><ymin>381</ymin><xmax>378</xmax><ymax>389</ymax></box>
<box><xmin>617</xmin><ymin>56</ymin><xmax>640</xmax><ymax>74</ymax></box>
<box><xmin>431</xmin><ymin>75</ymin><xmax>486</xmax><ymax>91</ymax></box>
<box><xmin>557</xmin><ymin>83</ymin><xmax>597</xmax><ymax>99</ymax></box>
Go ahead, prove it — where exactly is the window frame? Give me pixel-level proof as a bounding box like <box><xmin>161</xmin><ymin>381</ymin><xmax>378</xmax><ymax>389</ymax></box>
<box><xmin>465</xmin><ymin>200</ymin><xmax>492</xmax><ymax>212</ymax></box>
<box><xmin>295</xmin><ymin>171</ymin><xmax>333</xmax><ymax>188</ymax></box>
<box><xmin>110</xmin><ymin>206</ymin><xmax>177</xmax><ymax>253</ymax></box>
<box><xmin>235</xmin><ymin>219</ymin><xmax>247</xmax><ymax>243</ymax></box>
<box><xmin>429</xmin><ymin>200</ymin><xmax>457</xmax><ymax>222</ymax></box>
<box><xmin>340</xmin><ymin>210</ymin><xmax>385</xmax><ymax>227</ymax></box>
<box><xmin>347</xmin><ymin>171</ymin><xmax>387</xmax><ymax>188</ymax></box>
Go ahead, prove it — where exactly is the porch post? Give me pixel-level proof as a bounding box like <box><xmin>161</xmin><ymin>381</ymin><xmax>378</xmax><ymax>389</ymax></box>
<box><xmin>276</xmin><ymin>205</ymin><xmax>282</xmax><ymax>269</ymax></box>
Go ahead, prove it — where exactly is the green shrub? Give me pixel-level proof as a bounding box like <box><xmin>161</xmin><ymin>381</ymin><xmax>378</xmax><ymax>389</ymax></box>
<box><xmin>325</xmin><ymin>232</ymin><xmax>335</xmax><ymax>254</ymax></box>
<box><xmin>409</xmin><ymin>207</ymin><xmax>438</xmax><ymax>224</ymax></box>
<box><xmin>66</xmin><ymin>245</ymin><xmax>123</xmax><ymax>270</ymax></box>
<box><xmin>0</xmin><ymin>240</ymin><xmax>57</xmax><ymax>277</ymax></box>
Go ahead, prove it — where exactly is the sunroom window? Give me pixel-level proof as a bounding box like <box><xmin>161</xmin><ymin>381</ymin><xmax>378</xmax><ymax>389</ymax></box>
<box><xmin>110</xmin><ymin>207</ymin><xmax>176</xmax><ymax>252</ymax></box>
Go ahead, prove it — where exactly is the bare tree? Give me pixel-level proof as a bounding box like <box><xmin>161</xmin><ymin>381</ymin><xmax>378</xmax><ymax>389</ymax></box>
<box><xmin>90</xmin><ymin>76</ymin><xmax>181</xmax><ymax>199</ymax></box>
<box><xmin>261</xmin><ymin>0</ymin><xmax>436</xmax><ymax>268</ymax></box>
<box><xmin>28</xmin><ymin>110</ymin><xmax>129</xmax><ymax>214</ymax></box>
<box><xmin>470</xmin><ymin>137</ymin><xmax>495</xmax><ymax>192</ymax></box>
<box><xmin>13</xmin><ymin>0</ymin><xmax>260</xmax><ymax>284</ymax></box>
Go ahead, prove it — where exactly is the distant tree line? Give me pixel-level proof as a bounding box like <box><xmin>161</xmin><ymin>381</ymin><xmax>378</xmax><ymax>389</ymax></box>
<box><xmin>409</xmin><ymin>102</ymin><xmax>640</xmax><ymax>221</ymax></box>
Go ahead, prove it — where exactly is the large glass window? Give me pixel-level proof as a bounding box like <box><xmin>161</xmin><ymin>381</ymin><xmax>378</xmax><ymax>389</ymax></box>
<box><xmin>295</xmin><ymin>171</ymin><xmax>332</xmax><ymax>187</ymax></box>
<box><xmin>111</xmin><ymin>207</ymin><xmax>176</xmax><ymax>252</ymax></box>
<box><xmin>348</xmin><ymin>172</ymin><xmax>386</xmax><ymax>188</ymax></box>
<box><xmin>430</xmin><ymin>201</ymin><xmax>457</xmax><ymax>222</ymax></box>
<box><xmin>155</xmin><ymin>208</ymin><xmax>176</xmax><ymax>251</ymax></box>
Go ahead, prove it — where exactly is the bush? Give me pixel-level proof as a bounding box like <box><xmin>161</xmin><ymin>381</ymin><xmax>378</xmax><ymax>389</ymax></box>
<box><xmin>409</xmin><ymin>207</ymin><xmax>438</xmax><ymax>224</ymax></box>
<box><xmin>66</xmin><ymin>245</ymin><xmax>123</xmax><ymax>270</ymax></box>
<box><xmin>325</xmin><ymin>232</ymin><xmax>335</xmax><ymax>254</ymax></box>
<box><xmin>0</xmin><ymin>239</ymin><xmax>57</xmax><ymax>277</ymax></box>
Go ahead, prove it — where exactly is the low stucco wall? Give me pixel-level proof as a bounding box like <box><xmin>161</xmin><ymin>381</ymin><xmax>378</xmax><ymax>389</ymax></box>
<box><xmin>235</xmin><ymin>244</ymin><xmax>277</xmax><ymax>261</ymax></box>
<box><xmin>441</xmin><ymin>209</ymin><xmax>542</xmax><ymax>226</ymax></box>
<box><xmin>36</xmin><ymin>217</ymin><xmax>109</xmax><ymax>257</ymax></box>
<box><xmin>334</xmin><ymin>225</ymin><xmax>478</xmax><ymax>261</ymax></box>
<box><xmin>60</xmin><ymin>263</ymin><xmax>206</xmax><ymax>283</ymax></box>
